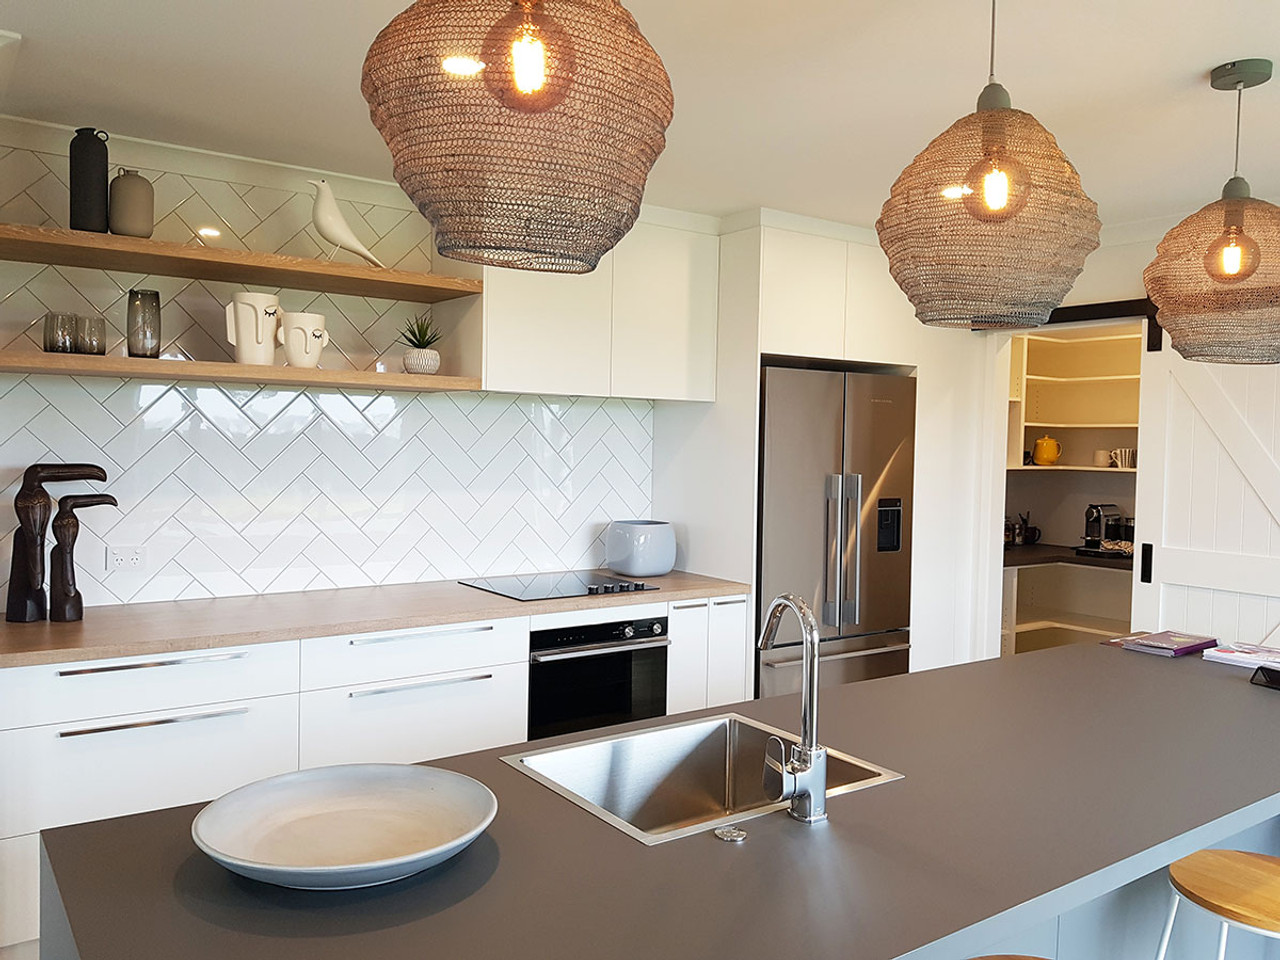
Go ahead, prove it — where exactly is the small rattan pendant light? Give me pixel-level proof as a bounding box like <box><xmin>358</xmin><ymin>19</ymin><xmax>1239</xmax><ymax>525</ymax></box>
<box><xmin>1144</xmin><ymin>59</ymin><xmax>1280</xmax><ymax>364</ymax></box>
<box><xmin>362</xmin><ymin>0</ymin><xmax>673</xmax><ymax>274</ymax></box>
<box><xmin>876</xmin><ymin>0</ymin><xmax>1101</xmax><ymax>329</ymax></box>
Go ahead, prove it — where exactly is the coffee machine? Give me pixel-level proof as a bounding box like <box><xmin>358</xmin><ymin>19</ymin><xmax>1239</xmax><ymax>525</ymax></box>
<box><xmin>1077</xmin><ymin>503</ymin><xmax>1125</xmax><ymax>556</ymax></box>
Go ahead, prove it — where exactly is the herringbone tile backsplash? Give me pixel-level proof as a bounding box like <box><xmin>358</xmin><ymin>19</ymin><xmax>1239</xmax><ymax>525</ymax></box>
<box><xmin>0</xmin><ymin>138</ymin><xmax>653</xmax><ymax>606</ymax></box>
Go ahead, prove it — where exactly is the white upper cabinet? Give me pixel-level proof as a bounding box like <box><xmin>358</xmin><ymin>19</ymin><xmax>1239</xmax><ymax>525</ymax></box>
<box><xmin>759</xmin><ymin>227</ymin><xmax>848</xmax><ymax>360</ymax></box>
<box><xmin>611</xmin><ymin>222</ymin><xmax>719</xmax><ymax>402</ymax></box>
<box><xmin>844</xmin><ymin>241</ymin><xmax>918</xmax><ymax>364</ymax></box>
<box><xmin>467</xmin><ymin>215</ymin><xmax>720</xmax><ymax>400</ymax></box>
<box><xmin>482</xmin><ymin>254</ymin><xmax>616</xmax><ymax>398</ymax></box>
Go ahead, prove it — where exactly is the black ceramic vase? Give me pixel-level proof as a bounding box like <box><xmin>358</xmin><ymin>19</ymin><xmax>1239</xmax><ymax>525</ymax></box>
<box><xmin>69</xmin><ymin>127</ymin><xmax>109</xmax><ymax>233</ymax></box>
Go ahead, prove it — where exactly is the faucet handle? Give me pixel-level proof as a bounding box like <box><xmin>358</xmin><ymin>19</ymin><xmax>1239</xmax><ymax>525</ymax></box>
<box><xmin>763</xmin><ymin>735</ymin><xmax>797</xmax><ymax>803</ymax></box>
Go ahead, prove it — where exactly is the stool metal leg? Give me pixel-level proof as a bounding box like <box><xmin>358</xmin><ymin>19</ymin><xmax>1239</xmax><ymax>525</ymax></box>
<box><xmin>1156</xmin><ymin>891</ymin><xmax>1181</xmax><ymax>960</ymax></box>
<box><xmin>1215</xmin><ymin>922</ymin><xmax>1229</xmax><ymax>960</ymax></box>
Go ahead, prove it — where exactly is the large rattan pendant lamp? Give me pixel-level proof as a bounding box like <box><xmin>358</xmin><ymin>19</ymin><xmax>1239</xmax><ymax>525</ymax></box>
<box><xmin>362</xmin><ymin>0</ymin><xmax>673</xmax><ymax>274</ymax></box>
<box><xmin>1144</xmin><ymin>59</ymin><xmax>1280</xmax><ymax>364</ymax></box>
<box><xmin>876</xmin><ymin>0</ymin><xmax>1101</xmax><ymax>329</ymax></box>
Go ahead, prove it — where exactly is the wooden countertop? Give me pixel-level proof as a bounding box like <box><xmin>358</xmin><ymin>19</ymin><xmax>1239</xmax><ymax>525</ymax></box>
<box><xmin>0</xmin><ymin>571</ymin><xmax>750</xmax><ymax>669</ymax></box>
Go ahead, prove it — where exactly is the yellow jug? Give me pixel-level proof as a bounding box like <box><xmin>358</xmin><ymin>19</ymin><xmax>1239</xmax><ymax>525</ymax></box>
<box><xmin>1032</xmin><ymin>435</ymin><xmax>1062</xmax><ymax>465</ymax></box>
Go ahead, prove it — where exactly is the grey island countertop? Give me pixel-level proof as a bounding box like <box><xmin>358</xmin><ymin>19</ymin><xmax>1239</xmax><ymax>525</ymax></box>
<box><xmin>40</xmin><ymin>643</ymin><xmax>1280</xmax><ymax>960</ymax></box>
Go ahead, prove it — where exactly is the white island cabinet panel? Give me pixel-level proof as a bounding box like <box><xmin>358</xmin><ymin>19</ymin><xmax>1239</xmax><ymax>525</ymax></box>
<box><xmin>0</xmin><ymin>693</ymin><xmax>298</xmax><ymax>840</ymax></box>
<box><xmin>665</xmin><ymin>599</ymin><xmax>710</xmax><ymax>714</ymax></box>
<box><xmin>611</xmin><ymin>222</ymin><xmax>719</xmax><ymax>401</ymax></box>
<box><xmin>759</xmin><ymin>228</ymin><xmax>847</xmax><ymax>360</ymax></box>
<box><xmin>299</xmin><ymin>661</ymin><xmax>528</xmax><ymax>768</ymax></box>
<box><xmin>483</xmin><ymin>255</ymin><xmax>615</xmax><ymax>397</ymax></box>
<box><xmin>706</xmin><ymin>595</ymin><xmax>751</xmax><ymax>707</ymax></box>
<box><xmin>0</xmin><ymin>833</ymin><xmax>37</xmax><ymax>946</ymax></box>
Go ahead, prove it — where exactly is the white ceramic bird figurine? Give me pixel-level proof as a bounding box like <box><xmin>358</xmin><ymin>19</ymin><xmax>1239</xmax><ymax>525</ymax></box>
<box><xmin>306</xmin><ymin>178</ymin><xmax>385</xmax><ymax>269</ymax></box>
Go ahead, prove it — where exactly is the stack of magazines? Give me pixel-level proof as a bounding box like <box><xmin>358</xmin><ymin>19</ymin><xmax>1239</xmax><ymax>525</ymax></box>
<box><xmin>1202</xmin><ymin>643</ymin><xmax>1280</xmax><ymax>669</ymax></box>
<box><xmin>1115</xmin><ymin>631</ymin><xmax>1219</xmax><ymax>657</ymax></box>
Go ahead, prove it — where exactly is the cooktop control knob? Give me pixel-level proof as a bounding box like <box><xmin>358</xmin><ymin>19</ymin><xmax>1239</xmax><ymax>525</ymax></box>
<box><xmin>623</xmin><ymin>624</ymin><xmax>636</xmax><ymax>639</ymax></box>
<box><xmin>587</xmin><ymin>584</ymin><xmax>601</xmax><ymax>595</ymax></box>
<box><xmin>633</xmin><ymin>581</ymin><xmax>647</xmax><ymax>590</ymax></box>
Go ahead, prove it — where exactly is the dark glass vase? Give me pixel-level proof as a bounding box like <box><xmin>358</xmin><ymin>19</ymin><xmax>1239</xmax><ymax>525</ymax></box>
<box><xmin>69</xmin><ymin>128</ymin><xmax>109</xmax><ymax>233</ymax></box>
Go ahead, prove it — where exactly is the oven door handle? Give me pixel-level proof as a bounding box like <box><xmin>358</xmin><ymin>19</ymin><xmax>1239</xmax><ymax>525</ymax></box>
<box><xmin>531</xmin><ymin>638</ymin><xmax>671</xmax><ymax>663</ymax></box>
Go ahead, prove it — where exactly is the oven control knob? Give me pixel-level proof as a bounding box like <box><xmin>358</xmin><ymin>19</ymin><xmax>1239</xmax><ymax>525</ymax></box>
<box><xmin>623</xmin><ymin>624</ymin><xmax>636</xmax><ymax>639</ymax></box>
<box><xmin>651</xmin><ymin>622</ymin><xmax>664</xmax><ymax>635</ymax></box>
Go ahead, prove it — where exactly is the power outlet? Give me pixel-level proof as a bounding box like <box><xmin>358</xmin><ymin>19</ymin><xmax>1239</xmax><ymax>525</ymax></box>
<box><xmin>106</xmin><ymin>546</ymin><xmax>148</xmax><ymax>575</ymax></box>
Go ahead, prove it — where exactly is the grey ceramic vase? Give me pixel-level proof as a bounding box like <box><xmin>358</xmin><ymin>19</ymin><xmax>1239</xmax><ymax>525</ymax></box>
<box><xmin>108</xmin><ymin>169</ymin><xmax>154</xmax><ymax>238</ymax></box>
<box><xmin>604</xmin><ymin>520</ymin><xmax>677</xmax><ymax>578</ymax></box>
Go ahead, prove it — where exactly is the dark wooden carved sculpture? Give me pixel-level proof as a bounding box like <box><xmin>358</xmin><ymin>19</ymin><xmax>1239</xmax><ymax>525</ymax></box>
<box><xmin>50</xmin><ymin>494</ymin><xmax>119</xmax><ymax>623</ymax></box>
<box><xmin>6</xmin><ymin>463</ymin><xmax>108</xmax><ymax>622</ymax></box>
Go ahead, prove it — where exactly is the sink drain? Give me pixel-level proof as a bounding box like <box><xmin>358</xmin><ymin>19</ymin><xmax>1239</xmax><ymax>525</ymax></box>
<box><xmin>714</xmin><ymin>826</ymin><xmax>747</xmax><ymax>843</ymax></box>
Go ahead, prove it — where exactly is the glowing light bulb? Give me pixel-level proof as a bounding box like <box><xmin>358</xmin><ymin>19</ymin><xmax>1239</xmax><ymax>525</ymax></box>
<box><xmin>442</xmin><ymin>56</ymin><xmax>485</xmax><ymax>77</ymax></box>
<box><xmin>1204</xmin><ymin>225</ymin><xmax>1260</xmax><ymax>284</ymax></box>
<box><xmin>962</xmin><ymin>152</ymin><xmax>1029</xmax><ymax>223</ymax></box>
<box><xmin>511</xmin><ymin>23</ymin><xmax>546</xmax><ymax>94</ymax></box>
<box><xmin>982</xmin><ymin>168</ymin><xmax>1010</xmax><ymax>211</ymax></box>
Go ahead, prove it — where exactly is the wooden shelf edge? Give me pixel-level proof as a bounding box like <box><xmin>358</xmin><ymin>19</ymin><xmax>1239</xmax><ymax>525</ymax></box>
<box><xmin>1024</xmin><ymin>422</ymin><xmax>1140</xmax><ymax>429</ymax></box>
<box><xmin>0</xmin><ymin>222</ymin><xmax>482</xmax><ymax>305</ymax></box>
<box><xmin>1015</xmin><ymin>616</ymin><xmax>1129</xmax><ymax>638</ymax></box>
<box><xmin>0</xmin><ymin>351</ymin><xmax>482</xmax><ymax>393</ymax></box>
<box><xmin>1024</xmin><ymin>374</ymin><xmax>1141</xmax><ymax>383</ymax></box>
<box><xmin>1008</xmin><ymin>466</ymin><xmax>1137</xmax><ymax>473</ymax></box>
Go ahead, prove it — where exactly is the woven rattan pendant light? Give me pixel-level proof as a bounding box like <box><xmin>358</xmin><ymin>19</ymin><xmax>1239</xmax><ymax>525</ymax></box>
<box><xmin>1144</xmin><ymin>59</ymin><xmax>1280</xmax><ymax>364</ymax></box>
<box><xmin>876</xmin><ymin>0</ymin><xmax>1100</xmax><ymax>329</ymax></box>
<box><xmin>362</xmin><ymin>0</ymin><xmax>673</xmax><ymax>274</ymax></box>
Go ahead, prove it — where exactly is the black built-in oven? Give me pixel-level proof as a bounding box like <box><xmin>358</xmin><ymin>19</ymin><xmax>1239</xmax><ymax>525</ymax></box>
<box><xmin>528</xmin><ymin>615</ymin><xmax>668</xmax><ymax>740</ymax></box>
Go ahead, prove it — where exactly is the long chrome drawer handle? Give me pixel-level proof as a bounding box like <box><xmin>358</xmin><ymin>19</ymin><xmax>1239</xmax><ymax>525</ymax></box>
<box><xmin>762</xmin><ymin>643</ymin><xmax>911</xmax><ymax>669</ymax></box>
<box><xmin>348</xmin><ymin>625</ymin><xmax>494</xmax><ymax>646</ymax></box>
<box><xmin>58</xmin><ymin>652</ymin><xmax>249</xmax><ymax>677</ymax></box>
<box><xmin>531</xmin><ymin>638</ymin><xmax>671</xmax><ymax>663</ymax></box>
<box><xmin>348</xmin><ymin>673</ymin><xmax>494</xmax><ymax>698</ymax></box>
<box><xmin>57</xmin><ymin>707</ymin><xmax>250</xmax><ymax>738</ymax></box>
<box><xmin>712</xmin><ymin>598</ymin><xmax>748</xmax><ymax>606</ymax></box>
<box><xmin>671</xmin><ymin>601</ymin><xmax>709</xmax><ymax>610</ymax></box>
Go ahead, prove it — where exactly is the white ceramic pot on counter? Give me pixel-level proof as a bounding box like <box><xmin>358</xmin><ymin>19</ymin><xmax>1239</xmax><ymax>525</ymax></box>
<box><xmin>604</xmin><ymin>520</ymin><xmax>677</xmax><ymax>578</ymax></box>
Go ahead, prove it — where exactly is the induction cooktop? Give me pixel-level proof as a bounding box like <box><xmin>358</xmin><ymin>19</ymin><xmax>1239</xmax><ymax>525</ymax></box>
<box><xmin>459</xmin><ymin>571</ymin><xmax>659</xmax><ymax>602</ymax></box>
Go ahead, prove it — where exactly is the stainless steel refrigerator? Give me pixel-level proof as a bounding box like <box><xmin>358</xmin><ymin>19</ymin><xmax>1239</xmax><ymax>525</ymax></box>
<box><xmin>757</xmin><ymin>364</ymin><xmax>915</xmax><ymax>697</ymax></box>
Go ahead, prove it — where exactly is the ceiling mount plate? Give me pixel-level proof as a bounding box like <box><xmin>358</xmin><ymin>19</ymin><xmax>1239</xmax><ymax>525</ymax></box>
<box><xmin>1211</xmin><ymin>59</ymin><xmax>1273</xmax><ymax>90</ymax></box>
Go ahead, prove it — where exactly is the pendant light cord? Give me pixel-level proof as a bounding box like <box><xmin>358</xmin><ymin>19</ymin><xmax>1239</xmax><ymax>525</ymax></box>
<box><xmin>988</xmin><ymin>0</ymin><xmax>997</xmax><ymax>82</ymax></box>
<box><xmin>1233</xmin><ymin>81</ymin><xmax>1244</xmax><ymax>177</ymax></box>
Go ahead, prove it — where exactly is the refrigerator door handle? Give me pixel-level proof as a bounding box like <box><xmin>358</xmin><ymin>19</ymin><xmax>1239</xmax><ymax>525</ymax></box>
<box><xmin>822</xmin><ymin>474</ymin><xmax>844</xmax><ymax>627</ymax></box>
<box><xmin>843</xmin><ymin>472</ymin><xmax>863</xmax><ymax>627</ymax></box>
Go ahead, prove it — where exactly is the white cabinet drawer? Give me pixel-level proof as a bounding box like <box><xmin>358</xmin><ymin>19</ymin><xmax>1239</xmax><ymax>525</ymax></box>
<box><xmin>301</xmin><ymin>618</ymin><xmax>528</xmax><ymax>691</ymax></box>
<box><xmin>299</xmin><ymin>662</ymin><xmax>528</xmax><ymax>768</ymax></box>
<box><xmin>0</xmin><ymin>642</ymin><xmax>300</xmax><ymax>731</ymax></box>
<box><xmin>0</xmin><ymin>833</ymin><xmax>37</xmax><ymax>948</ymax></box>
<box><xmin>0</xmin><ymin>694</ymin><xmax>299</xmax><ymax>840</ymax></box>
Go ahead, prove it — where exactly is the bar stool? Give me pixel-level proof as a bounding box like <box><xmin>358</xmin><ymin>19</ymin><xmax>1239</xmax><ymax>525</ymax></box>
<box><xmin>1156</xmin><ymin>850</ymin><xmax>1280</xmax><ymax>960</ymax></box>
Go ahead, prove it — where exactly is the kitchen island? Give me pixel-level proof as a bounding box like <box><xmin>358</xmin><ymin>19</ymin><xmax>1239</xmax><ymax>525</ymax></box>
<box><xmin>38</xmin><ymin>643</ymin><xmax>1280</xmax><ymax>960</ymax></box>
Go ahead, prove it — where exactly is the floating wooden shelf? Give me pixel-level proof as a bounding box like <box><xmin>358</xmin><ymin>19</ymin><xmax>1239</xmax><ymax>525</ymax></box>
<box><xmin>1024</xmin><ymin>374</ymin><xmax>1141</xmax><ymax>383</ymax></box>
<box><xmin>0</xmin><ymin>223</ymin><xmax>482</xmax><ymax>304</ymax></box>
<box><xmin>0</xmin><ymin>350</ymin><xmax>481</xmax><ymax>393</ymax></box>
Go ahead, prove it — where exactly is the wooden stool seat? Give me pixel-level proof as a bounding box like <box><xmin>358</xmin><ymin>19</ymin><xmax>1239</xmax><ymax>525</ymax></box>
<box><xmin>1169</xmin><ymin>849</ymin><xmax>1280</xmax><ymax>933</ymax></box>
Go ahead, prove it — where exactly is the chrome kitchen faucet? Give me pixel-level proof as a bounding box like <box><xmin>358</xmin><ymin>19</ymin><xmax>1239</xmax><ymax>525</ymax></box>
<box><xmin>757</xmin><ymin>594</ymin><xmax>828</xmax><ymax>823</ymax></box>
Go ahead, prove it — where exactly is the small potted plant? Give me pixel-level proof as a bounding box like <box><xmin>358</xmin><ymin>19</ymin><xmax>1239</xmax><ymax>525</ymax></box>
<box><xmin>399</xmin><ymin>313</ymin><xmax>443</xmax><ymax>374</ymax></box>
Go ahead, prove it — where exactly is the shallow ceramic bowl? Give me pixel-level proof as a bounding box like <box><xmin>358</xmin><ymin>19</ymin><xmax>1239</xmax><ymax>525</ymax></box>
<box><xmin>192</xmin><ymin>763</ymin><xmax>497</xmax><ymax>890</ymax></box>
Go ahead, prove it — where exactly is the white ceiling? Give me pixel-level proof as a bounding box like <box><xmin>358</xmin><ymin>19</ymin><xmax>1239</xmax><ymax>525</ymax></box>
<box><xmin>3</xmin><ymin>0</ymin><xmax>1278</xmax><ymax>230</ymax></box>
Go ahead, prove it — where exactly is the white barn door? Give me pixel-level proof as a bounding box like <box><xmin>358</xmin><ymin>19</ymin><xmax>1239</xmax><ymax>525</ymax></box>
<box><xmin>1133</xmin><ymin>323</ymin><xmax>1280</xmax><ymax>646</ymax></box>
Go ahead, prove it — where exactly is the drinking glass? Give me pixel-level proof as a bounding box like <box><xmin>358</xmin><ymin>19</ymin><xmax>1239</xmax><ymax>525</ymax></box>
<box><xmin>126</xmin><ymin>289</ymin><xmax>161</xmax><ymax>358</ymax></box>
<box><xmin>42</xmin><ymin>312</ymin><xmax>77</xmax><ymax>353</ymax></box>
<box><xmin>75</xmin><ymin>314</ymin><xmax>107</xmax><ymax>355</ymax></box>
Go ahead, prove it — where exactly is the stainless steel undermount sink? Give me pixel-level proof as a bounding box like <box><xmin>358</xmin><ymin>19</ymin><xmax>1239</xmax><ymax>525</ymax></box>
<box><xmin>501</xmin><ymin>713</ymin><xmax>902</xmax><ymax>844</ymax></box>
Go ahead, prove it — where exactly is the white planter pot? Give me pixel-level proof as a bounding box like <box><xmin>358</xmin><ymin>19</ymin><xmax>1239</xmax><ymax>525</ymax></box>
<box><xmin>604</xmin><ymin>520</ymin><xmax>677</xmax><ymax>578</ymax></box>
<box><xmin>403</xmin><ymin>348</ymin><xmax>440</xmax><ymax>375</ymax></box>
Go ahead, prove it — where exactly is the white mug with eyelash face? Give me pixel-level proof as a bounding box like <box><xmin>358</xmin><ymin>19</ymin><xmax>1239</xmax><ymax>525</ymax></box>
<box><xmin>226</xmin><ymin>292</ymin><xmax>280</xmax><ymax>365</ymax></box>
<box><xmin>277</xmin><ymin>312</ymin><xmax>329</xmax><ymax>368</ymax></box>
